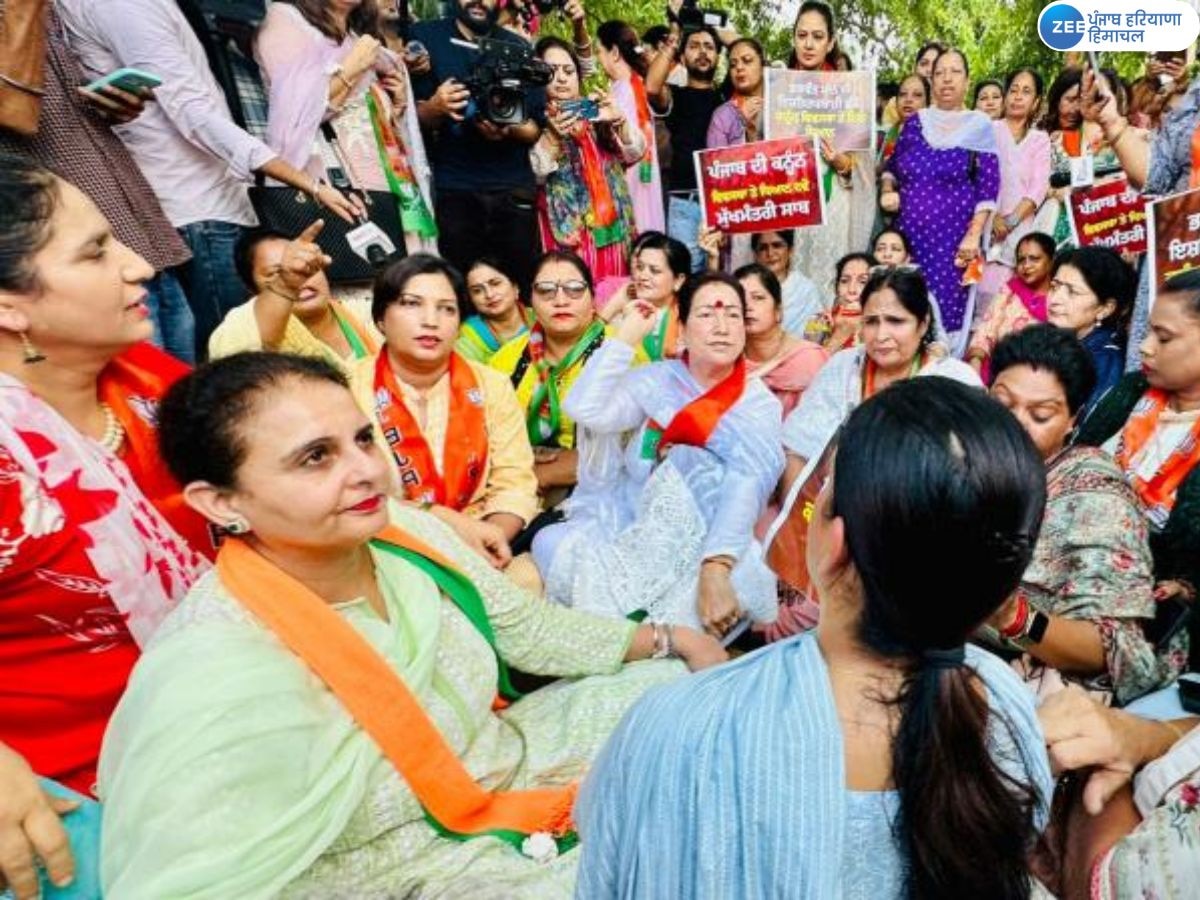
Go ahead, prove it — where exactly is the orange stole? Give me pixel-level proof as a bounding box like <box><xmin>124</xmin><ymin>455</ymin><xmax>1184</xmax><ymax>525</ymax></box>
<box><xmin>215</xmin><ymin>525</ymin><xmax>577</xmax><ymax>847</ymax></box>
<box><xmin>373</xmin><ymin>352</ymin><xmax>488</xmax><ymax>509</ymax></box>
<box><xmin>652</xmin><ymin>357</ymin><xmax>747</xmax><ymax>453</ymax></box>
<box><xmin>99</xmin><ymin>342</ymin><xmax>215</xmax><ymax>558</ymax></box>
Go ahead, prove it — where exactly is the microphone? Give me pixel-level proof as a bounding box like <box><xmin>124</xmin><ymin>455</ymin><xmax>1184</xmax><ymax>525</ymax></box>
<box><xmin>345</xmin><ymin>220</ymin><xmax>396</xmax><ymax>268</ymax></box>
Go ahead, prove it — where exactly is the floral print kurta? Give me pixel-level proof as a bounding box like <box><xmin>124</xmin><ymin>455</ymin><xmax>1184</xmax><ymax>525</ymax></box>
<box><xmin>1001</xmin><ymin>447</ymin><xmax>1185</xmax><ymax>704</ymax></box>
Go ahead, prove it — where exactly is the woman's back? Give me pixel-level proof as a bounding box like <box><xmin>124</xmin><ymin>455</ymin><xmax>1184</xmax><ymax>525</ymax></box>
<box><xmin>575</xmin><ymin>634</ymin><xmax>1052</xmax><ymax>899</ymax></box>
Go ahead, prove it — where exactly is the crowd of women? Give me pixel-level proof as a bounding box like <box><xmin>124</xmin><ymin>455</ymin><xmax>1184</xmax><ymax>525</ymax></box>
<box><xmin>3</xmin><ymin>0</ymin><xmax>1200</xmax><ymax>897</ymax></box>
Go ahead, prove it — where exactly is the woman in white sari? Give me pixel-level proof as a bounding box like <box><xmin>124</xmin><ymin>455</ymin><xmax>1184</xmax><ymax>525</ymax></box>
<box><xmin>533</xmin><ymin>272</ymin><xmax>784</xmax><ymax>636</ymax></box>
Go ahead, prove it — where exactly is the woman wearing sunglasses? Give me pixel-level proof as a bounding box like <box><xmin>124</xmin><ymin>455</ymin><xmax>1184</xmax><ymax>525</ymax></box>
<box><xmin>349</xmin><ymin>255</ymin><xmax>539</xmax><ymax>569</ymax></box>
<box><xmin>491</xmin><ymin>252</ymin><xmax>610</xmax><ymax>511</ymax></box>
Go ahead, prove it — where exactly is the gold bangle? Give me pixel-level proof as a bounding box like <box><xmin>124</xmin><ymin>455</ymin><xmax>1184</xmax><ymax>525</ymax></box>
<box><xmin>334</xmin><ymin>69</ymin><xmax>355</xmax><ymax>92</ymax></box>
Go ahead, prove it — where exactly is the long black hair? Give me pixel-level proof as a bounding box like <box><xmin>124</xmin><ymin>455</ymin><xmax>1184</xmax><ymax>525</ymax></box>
<box><xmin>833</xmin><ymin>377</ymin><xmax>1046</xmax><ymax>899</ymax></box>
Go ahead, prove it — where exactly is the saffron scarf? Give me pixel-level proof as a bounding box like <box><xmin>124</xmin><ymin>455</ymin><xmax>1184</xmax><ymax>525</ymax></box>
<box><xmin>215</xmin><ymin>525</ymin><xmax>578</xmax><ymax>852</ymax></box>
<box><xmin>100</xmin><ymin>342</ymin><xmax>215</xmax><ymax>557</ymax></box>
<box><xmin>523</xmin><ymin>320</ymin><xmax>606</xmax><ymax>447</ymax></box>
<box><xmin>373</xmin><ymin>352</ymin><xmax>489</xmax><ymax>510</ymax></box>
<box><xmin>1115</xmin><ymin>388</ymin><xmax>1200</xmax><ymax>527</ymax></box>
<box><xmin>641</xmin><ymin>357</ymin><xmax>747</xmax><ymax>459</ymax></box>
<box><xmin>630</xmin><ymin>73</ymin><xmax>655</xmax><ymax>184</ymax></box>
<box><xmin>569</xmin><ymin>122</ymin><xmax>625</xmax><ymax>248</ymax></box>
<box><xmin>366</xmin><ymin>84</ymin><xmax>438</xmax><ymax>238</ymax></box>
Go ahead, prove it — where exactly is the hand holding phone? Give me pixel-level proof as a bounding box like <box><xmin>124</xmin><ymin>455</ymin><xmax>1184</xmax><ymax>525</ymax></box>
<box><xmin>84</xmin><ymin>67</ymin><xmax>162</xmax><ymax>94</ymax></box>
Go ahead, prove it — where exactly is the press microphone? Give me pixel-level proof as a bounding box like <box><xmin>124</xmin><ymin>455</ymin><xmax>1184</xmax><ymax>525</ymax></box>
<box><xmin>346</xmin><ymin>220</ymin><xmax>396</xmax><ymax>268</ymax></box>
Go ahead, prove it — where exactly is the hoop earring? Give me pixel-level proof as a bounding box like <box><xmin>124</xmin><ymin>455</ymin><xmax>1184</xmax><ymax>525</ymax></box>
<box><xmin>224</xmin><ymin>518</ymin><xmax>251</xmax><ymax>536</ymax></box>
<box><xmin>20</xmin><ymin>332</ymin><xmax>45</xmax><ymax>364</ymax></box>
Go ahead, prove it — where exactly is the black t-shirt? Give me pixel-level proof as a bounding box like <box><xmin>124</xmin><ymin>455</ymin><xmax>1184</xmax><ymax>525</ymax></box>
<box><xmin>410</xmin><ymin>18</ymin><xmax>545</xmax><ymax>193</ymax></box>
<box><xmin>664</xmin><ymin>86</ymin><xmax>722</xmax><ymax>192</ymax></box>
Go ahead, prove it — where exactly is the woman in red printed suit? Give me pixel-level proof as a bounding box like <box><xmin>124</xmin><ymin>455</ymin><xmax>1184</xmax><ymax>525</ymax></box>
<box><xmin>0</xmin><ymin>156</ymin><xmax>211</xmax><ymax>897</ymax></box>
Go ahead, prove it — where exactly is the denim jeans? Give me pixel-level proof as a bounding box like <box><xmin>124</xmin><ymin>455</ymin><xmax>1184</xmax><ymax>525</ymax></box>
<box><xmin>143</xmin><ymin>270</ymin><xmax>196</xmax><ymax>364</ymax></box>
<box><xmin>176</xmin><ymin>220</ymin><xmax>250</xmax><ymax>361</ymax></box>
<box><xmin>667</xmin><ymin>194</ymin><xmax>706</xmax><ymax>273</ymax></box>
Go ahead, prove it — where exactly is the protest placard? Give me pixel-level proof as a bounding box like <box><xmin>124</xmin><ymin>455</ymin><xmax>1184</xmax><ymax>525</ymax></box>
<box><xmin>763</xmin><ymin>68</ymin><xmax>875</xmax><ymax>151</ymax></box>
<box><xmin>694</xmin><ymin>136</ymin><xmax>825</xmax><ymax>235</ymax></box>
<box><xmin>1148</xmin><ymin>187</ymin><xmax>1200</xmax><ymax>300</ymax></box>
<box><xmin>1068</xmin><ymin>177</ymin><xmax>1147</xmax><ymax>254</ymax></box>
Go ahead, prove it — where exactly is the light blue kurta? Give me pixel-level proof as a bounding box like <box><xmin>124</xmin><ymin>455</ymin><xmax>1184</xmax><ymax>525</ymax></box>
<box><xmin>574</xmin><ymin>634</ymin><xmax>1053</xmax><ymax>899</ymax></box>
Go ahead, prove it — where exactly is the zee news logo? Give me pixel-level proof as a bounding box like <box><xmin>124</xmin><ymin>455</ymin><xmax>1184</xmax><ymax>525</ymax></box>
<box><xmin>1038</xmin><ymin>0</ymin><xmax>1199</xmax><ymax>52</ymax></box>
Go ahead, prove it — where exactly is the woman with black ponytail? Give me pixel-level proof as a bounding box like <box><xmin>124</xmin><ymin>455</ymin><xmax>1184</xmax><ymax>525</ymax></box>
<box><xmin>576</xmin><ymin>376</ymin><xmax>1054</xmax><ymax>898</ymax></box>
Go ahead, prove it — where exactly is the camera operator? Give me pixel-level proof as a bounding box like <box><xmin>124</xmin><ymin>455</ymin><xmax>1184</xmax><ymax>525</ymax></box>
<box><xmin>645</xmin><ymin>13</ymin><xmax>723</xmax><ymax>273</ymax></box>
<box><xmin>411</xmin><ymin>0</ymin><xmax>545</xmax><ymax>291</ymax></box>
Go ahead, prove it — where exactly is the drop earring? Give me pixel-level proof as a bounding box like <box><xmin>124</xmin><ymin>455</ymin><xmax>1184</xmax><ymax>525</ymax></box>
<box><xmin>20</xmin><ymin>332</ymin><xmax>45</xmax><ymax>364</ymax></box>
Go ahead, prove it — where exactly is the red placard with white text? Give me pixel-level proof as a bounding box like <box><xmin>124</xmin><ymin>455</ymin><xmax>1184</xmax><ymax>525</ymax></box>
<box><xmin>1068</xmin><ymin>176</ymin><xmax>1148</xmax><ymax>255</ymax></box>
<box><xmin>694</xmin><ymin>137</ymin><xmax>825</xmax><ymax>235</ymax></box>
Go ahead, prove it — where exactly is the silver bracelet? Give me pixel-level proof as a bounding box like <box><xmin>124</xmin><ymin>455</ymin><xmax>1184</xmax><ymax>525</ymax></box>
<box><xmin>650</xmin><ymin>622</ymin><xmax>675</xmax><ymax>659</ymax></box>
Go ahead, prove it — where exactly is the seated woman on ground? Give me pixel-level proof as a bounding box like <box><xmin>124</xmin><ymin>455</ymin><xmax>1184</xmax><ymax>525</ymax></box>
<box><xmin>533</xmin><ymin>273</ymin><xmax>785</xmax><ymax>637</ymax></box>
<box><xmin>984</xmin><ymin>325</ymin><xmax>1184</xmax><ymax>705</ymax></box>
<box><xmin>349</xmin><ymin>254</ymin><xmax>540</xmax><ymax>565</ymax></box>
<box><xmin>599</xmin><ymin>231</ymin><xmax>690</xmax><ymax>361</ymax></box>
<box><xmin>98</xmin><ymin>352</ymin><xmax>726</xmax><ymax>898</ymax></box>
<box><xmin>872</xmin><ymin>227</ymin><xmax>951</xmax><ymax>351</ymax></box>
<box><xmin>1076</xmin><ymin>268</ymin><xmax>1200</xmax><ymax>669</ymax></box>
<box><xmin>804</xmin><ymin>252</ymin><xmax>875</xmax><ymax>351</ymax></box>
<box><xmin>208</xmin><ymin>223</ymin><xmax>381</xmax><ymax>372</ymax></box>
<box><xmin>749</xmin><ymin>229</ymin><xmax>823</xmax><ymax>336</ymax></box>
<box><xmin>575</xmin><ymin>377</ymin><xmax>1053</xmax><ymax>898</ymax></box>
<box><xmin>781</xmin><ymin>266</ymin><xmax>980</xmax><ymax>498</ymax></box>
<box><xmin>966</xmin><ymin>231</ymin><xmax>1054</xmax><ymax>378</ymax></box>
<box><xmin>0</xmin><ymin>156</ymin><xmax>212</xmax><ymax>900</ymax></box>
<box><xmin>457</xmin><ymin>256</ymin><xmax>534</xmax><ymax>365</ymax></box>
<box><xmin>1046</xmin><ymin>245</ymin><xmax>1135</xmax><ymax>421</ymax></box>
<box><xmin>490</xmin><ymin>251</ymin><xmax>610</xmax><ymax>513</ymax></box>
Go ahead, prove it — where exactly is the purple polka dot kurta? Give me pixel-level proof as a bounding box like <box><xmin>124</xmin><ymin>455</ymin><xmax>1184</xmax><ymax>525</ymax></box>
<box><xmin>887</xmin><ymin>116</ymin><xmax>1000</xmax><ymax>335</ymax></box>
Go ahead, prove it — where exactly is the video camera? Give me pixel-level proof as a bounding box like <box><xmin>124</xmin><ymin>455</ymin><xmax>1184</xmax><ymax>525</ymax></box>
<box><xmin>675</xmin><ymin>0</ymin><xmax>729</xmax><ymax>31</ymax></box>
<box><xmin>462</xmin><ymin>37</ymin><xmax>552</xmax><ymax>127</ymax></box>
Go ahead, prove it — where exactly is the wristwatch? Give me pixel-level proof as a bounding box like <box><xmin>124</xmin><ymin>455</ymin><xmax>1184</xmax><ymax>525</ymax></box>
<box><xmin>1013</xmin><ymin>609</ymin><xmax>1050</xmax><ymax>649</ymax></box>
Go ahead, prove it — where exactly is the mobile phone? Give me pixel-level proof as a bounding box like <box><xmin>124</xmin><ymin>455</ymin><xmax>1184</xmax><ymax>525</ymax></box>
<box><xmin>560</xmin><ymin>98</ymin><xmax>601</xmax><ymax>121</ymax></box>
<box><xmin>1144</xmin><ymin>595</ymin><xmax>1193</xmax><ymax>649</ymax></box>
<box><xmin>85</xmin><ymin>67</ymin><xmax>162</xmax><ymax>94</ymax></box>
<box><xmin>1179</xmin><ymin>673</ymin><xmax>1200</xmax><ymax>715</ymax></box>
<box><xmin>405</xmin><ymin>40</ymin><xmax>428</xmax><ymax>61</ymax></box>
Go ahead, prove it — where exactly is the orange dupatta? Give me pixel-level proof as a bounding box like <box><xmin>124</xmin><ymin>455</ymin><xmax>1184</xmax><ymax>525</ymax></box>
<box><xmin>215</xmin><ymin>524</ymin><xmax>577</xmax><ymax>851</ymax></box>
<box><xmin>1114</xmin><ymin>387</ymin><xmax>1200</xmax><ymax>526</ymax></box>
<box><xmin>630</xmin><ymin>73</ymin><xmax>655</xmax><ymax>184</ymax></box>
<box><xmin>99</xmin><ymin>342</ymin><xmax>216</xmax><ymax>557</ymax></box>
<box><xmin>642</xmin><ymin>357</ymin><xmax>747</xmax><ymax>459</ymax></box>
<box><xmin>373</xmin><ymin>351</ymin><xmax>488</xmax><ymax>510</ymax></box>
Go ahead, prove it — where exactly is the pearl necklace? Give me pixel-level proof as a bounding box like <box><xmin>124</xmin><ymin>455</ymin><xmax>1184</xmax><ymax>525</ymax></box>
<box><xmin>98</xmin><ymin>403</ymin><xmax>125</xmax><ymax>455</ymax></box>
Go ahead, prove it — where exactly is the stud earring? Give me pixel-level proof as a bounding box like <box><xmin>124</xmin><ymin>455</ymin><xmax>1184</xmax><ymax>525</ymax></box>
<box><xmin>224</xmin><ymin>518</ymin><xmax>251</xmax><ymax>536</ymax></box>
<box><xmin>20</xmin><ymin>332</ymin><xmax>45</xmax><ymax>364</ymax></box>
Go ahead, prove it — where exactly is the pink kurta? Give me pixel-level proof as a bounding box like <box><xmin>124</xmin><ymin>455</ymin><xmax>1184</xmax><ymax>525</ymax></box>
<box><xmin>610</xmin><ymin>78</ymin><xmax>665</xmax><ymax>234</ymax></box>
<box><xmin>979</xmin><ymin>122</ymin><xmax>1052</xmax><ymax>303</ymax></box>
